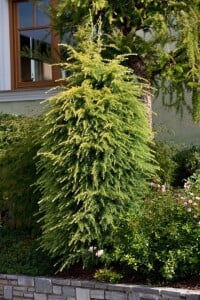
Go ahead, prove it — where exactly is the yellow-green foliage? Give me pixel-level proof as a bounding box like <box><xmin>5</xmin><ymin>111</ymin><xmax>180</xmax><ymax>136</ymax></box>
<box><xmin>36</xmin><ymin>27</ymin><xmax>156</xmax><ymax>270</ymax></box>
<box><xmin>51</xmin><ymin>0</ymin><xmax>200</xmax><ymax>122</ymax></box>
<box><xmin>192</xmin><ymin>89</ymin><xmax>200</xmax><ymax>123</ymax></box>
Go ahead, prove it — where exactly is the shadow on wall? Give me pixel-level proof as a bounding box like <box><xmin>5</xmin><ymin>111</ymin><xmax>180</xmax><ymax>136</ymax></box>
<box><xmin>153</xmin><ymin>97</ymin><xmax>200</xmax><ymax>145</ymax></box>
<box><xmin>0</xmin><ymin>100</ymin><xmax>44</xmax><ymax>116</ymax></box>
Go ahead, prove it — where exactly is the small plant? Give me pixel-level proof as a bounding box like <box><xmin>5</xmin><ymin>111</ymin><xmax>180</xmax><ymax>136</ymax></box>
<box><xmin>94</xmin><ymin>268</ymin><xmax>123</xmax><ymax>283</ymax></box>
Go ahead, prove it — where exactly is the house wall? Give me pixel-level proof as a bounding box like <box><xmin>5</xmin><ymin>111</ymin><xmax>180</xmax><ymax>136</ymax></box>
<box><xmin>0</xmin><ymin>89</ymin><xmax>55</xmax><ymax>115</ymax></box>
<box><xmin>0</xmin><ymin>274</ymin><xmax>199</xmax><ymax>300</ymax></box>
<box><xmin>0</xmin><ymin>0</ymin><xmax>11</xmax><ymax>91</ymax></box>
<box><xmin>0</xmin><ymin>92</ymin><xmax>199</xmax><ymax>144</ymax></box>
<box><xmin>153</xmin><ymin>99</ymin><xmax>200</xmax><ymax>145</ymax></box>
<box><xmin>0</xmin><ymin>100</ymin><xmax>44</xmax><ymax>116</ymax></box>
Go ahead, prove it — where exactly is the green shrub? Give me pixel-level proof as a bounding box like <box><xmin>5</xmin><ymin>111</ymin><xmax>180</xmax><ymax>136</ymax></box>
<box><xmin>0</xmin><ymin>114</ymin><xmax>41</xmax><ymax>231</ymax></box>
<box><xmin>187</xmin><ymin>172</ymin><xmax>200</xmax><ymax>191</ymax></box>
<box><xmin>0</xmin><ymin>227</ymin><xmax>55</xmax><ymax>276</ymax></box>
<box><xmin>153</xmin><ymin>141</ymin><xmax>200</xmax><ymax>187</ymax></box>
<box><xmin>94</xmin><ymin>268</ymin><xmax>123</xmax><ymax>283</ymax></box>
<box><xmin>173</xmin><ymin>146</ymin><xmax>200</xmax><ymax>186</ymax></box>
<box><xmin>0</xmin><ymin>113</ymin><xmax>20</xmax><ymax>149</ymax></box>
<box><xmin>36</xmin><ymin>25</ymin><xmax>156</xmax><ymax>271</ymax></box>
<box><xmin>180</xmin><ymin>173</ymin><xmax>200</xmax><ymax>224</ymax></box>
<box><xmin>107</xmin><ymin>188</ymin><xmax>200</xmax><ymax>282</ymax></box>
<box><xmin>153</xmin><ymin>140</ymin><xmax>178</xmax><ymax>185</ymax></box>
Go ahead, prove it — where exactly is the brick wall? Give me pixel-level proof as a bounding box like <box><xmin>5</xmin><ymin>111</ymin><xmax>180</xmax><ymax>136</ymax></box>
<box><xmin>0</xmin><ymin>274</ymin><xmax>199</xmax><ymax>300</ymax></box>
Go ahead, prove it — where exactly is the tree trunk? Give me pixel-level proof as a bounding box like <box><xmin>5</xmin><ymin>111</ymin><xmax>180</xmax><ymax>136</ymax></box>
<box><xmin>128</xmin><ymin>56</ymin><xmax>153</xmax><ymax>130</ymax></box>
<box><xmin>143</xmin><ymin>82</ymin><xmax>153</xmax><ymax>130</ymax></box>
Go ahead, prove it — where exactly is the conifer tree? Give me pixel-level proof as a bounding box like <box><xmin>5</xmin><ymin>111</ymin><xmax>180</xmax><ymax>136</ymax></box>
<box><xmin>36</xmin><ymin>25</ymin><xmax>156</xmax><ymax>270</ymax></box>
<box><xmin>50</xmin><ymin>0</ymin><xmax>200</xmax><ymax>123</ymax></box>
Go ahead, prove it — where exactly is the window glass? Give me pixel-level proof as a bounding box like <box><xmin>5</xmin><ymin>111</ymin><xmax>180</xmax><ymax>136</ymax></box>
<box><xmin>17</xmin><ymin>0</ymin><xmax>53</xmax><ymax>84</ymax></box>
<box><xmin>20</xmin><ymin>29</ymin><xmax>52</xmax><ymax>82</ymax></box>
<box><xmin>18</xmin><ymin>2</ymin><xmax>33</xmax><ymax>28</ymax></box>
<box><xmin>36</xmin><ymin>0</ymin><xmax>50</xmax><ymax>26</ymax></box>
<box><xmin>12</xmin><ymin>0</ymin><xmax>59</xmax><ymax>88</ymax></box>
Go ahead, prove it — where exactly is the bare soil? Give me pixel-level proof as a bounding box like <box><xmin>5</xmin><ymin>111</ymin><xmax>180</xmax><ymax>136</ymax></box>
<box><xmin>56</xmin><ymin>265</ymin><xmax>200</xmax><ymax>290</ymax></box>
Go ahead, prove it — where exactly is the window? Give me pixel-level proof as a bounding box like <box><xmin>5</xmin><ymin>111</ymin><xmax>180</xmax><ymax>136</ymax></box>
<box><xmin>10</xmin><ymin>0</ymin><xmax>60</xmax><ymax>89</ymax></box>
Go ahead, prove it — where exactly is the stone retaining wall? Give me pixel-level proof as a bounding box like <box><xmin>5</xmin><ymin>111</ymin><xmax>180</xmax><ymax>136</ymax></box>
<box><xmin>0</xmin><ymin>274</ymin><xmax>199</xmax><ymax>300</ymax></box>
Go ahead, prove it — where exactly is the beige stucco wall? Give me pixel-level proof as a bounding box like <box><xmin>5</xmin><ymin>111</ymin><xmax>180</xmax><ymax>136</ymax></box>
<box><xmin>153</xmin><ymin>99</ymin><xmax>200</xmax><ymax>145</ymax></box>
<box><xmin>0</xmin><ymin>100</ymin><xmax>44</xmax><ymax>116</ymax></box>
<box><xmin>0</xmin><ymin>94</ymin><xmax>199</xmax><ymax>145</ymax></box>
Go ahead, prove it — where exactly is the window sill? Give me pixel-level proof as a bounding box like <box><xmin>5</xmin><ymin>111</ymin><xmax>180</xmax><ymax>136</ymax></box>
<box><xmin>0</xmin><ymin>88</ymin><xmax>58</xmax><ymax>103</ymax></box>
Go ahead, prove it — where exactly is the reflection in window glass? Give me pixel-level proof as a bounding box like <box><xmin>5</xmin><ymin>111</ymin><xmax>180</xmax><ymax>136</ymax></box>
<box><xmin>20</xmin><ymin>29</ymin><xmax>52</xmax><ymax>82</ymax></box>
<box><xmin>36</xmin><ymin>0</ymin><xmax>50</xmax><ymax>26</ymax></box>
<box><xmin>18</xmin><ymin>2</ymin><xmax>33</xmax><ymax>28</ymax></box>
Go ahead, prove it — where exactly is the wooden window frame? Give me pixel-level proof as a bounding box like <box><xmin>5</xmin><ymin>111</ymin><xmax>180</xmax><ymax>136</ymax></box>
<box><xmin>9</xmin><ymin>0</ymin><xmax>60</xmax><ymax>90</ymax></box>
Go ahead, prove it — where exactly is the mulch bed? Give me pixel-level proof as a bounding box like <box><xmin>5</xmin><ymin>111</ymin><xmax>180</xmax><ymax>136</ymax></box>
<box><xmin>56</xmin><ymin>265</ymin><xmax>200</xmax><ymax>290</ymax></box>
